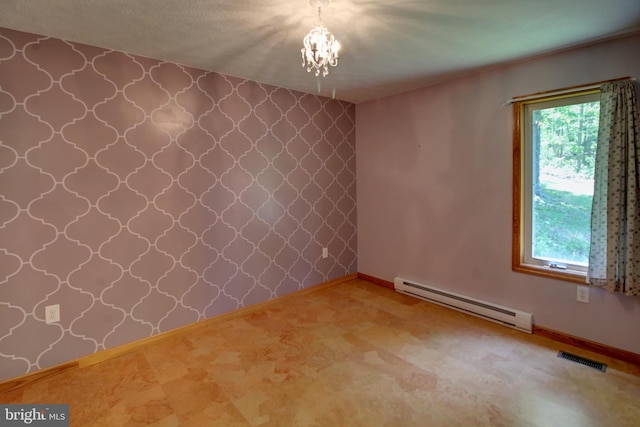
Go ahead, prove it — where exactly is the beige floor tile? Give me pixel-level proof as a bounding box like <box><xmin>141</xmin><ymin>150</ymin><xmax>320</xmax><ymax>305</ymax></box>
<box><xmin>2</xmin><ymin>279</ymin><xmax>639</xmax><ymax>426</ymax></box>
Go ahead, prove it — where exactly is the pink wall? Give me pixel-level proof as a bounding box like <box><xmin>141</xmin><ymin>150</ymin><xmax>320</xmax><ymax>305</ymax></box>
<box><xmin>0</xmin><ymin>28</ymin><xmax>356</xmax><ymax>380</ymax></box>
<box><xmin>356</xmin><ymin>32</ymin><xmax>640</xmax><ymax>354</ymax></box>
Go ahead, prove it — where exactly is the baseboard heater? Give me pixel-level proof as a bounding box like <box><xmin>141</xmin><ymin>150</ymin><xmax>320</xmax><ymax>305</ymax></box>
<box><xmin>394</xmin><ymin>277</ymin><xmax>533</xmax><ymax>333</ymax></box>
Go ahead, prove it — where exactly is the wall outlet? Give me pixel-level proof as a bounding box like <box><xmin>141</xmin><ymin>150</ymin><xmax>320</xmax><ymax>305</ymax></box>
<box><xmin>576</xmin><ymin>285</ymin><xmax>589</xmax><ymax>303</ymax></box>
<box><xmin>45</xmin><ymin>304</ymin><xmax>60</xmax><ymax>324</ymax></box>
<box><xmin>322</xmin><ymin>247</ymin><xmax>328</xmax><ymax>259</ymax></box>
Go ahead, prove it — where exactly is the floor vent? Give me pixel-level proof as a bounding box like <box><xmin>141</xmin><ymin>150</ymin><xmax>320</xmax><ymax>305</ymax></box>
<box><xmin>557</xmin><ymin>351</ymin><xmax>607</xmax><ymax>372</ymax></box>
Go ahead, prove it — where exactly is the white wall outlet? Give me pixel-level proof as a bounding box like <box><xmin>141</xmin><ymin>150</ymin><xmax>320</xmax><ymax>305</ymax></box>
<box><xmin>576</xmin><ymin>285</ymin><xmax>589</xmax><ymax>303</ymax></box>
<box><xmin>45</xmin><ymin>304</ymin><xmax>60</xmax><ymax>324</ymax></box>
<box><xmin>322</xmin><ymin>247</ymin><xmax>328</xmax><ymax>259</ymax></box>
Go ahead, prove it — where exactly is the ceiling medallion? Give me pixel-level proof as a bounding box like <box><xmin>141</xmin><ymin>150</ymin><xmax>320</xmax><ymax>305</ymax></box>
<box><xmin>301</xmin><ymin>0</ymin><xmax>340</xmax><ymax>77</ymax></box>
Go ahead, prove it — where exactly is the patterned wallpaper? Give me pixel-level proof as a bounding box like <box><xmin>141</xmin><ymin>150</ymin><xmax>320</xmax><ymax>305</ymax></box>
<box><xmin>0</xmin><ymin>28</ymin><xmax>356</xmax><ymax>381</ymax></box>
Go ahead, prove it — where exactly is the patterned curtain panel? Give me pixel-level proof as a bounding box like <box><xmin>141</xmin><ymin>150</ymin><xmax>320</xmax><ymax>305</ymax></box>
<box><xmin>588</xmin><ymin>80</ymin><xmax>640</xmax><ymax>296</ymax></box>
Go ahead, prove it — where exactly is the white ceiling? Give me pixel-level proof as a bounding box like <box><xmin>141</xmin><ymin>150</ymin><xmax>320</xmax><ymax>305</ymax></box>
<box><xmin>1</xmin><ymin>0</ymin><xmax>639</xmax><ymax>103</ymax></box>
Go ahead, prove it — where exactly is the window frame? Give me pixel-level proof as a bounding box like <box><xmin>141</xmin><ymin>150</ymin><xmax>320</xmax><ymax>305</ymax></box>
<box><xmin>512</xmin><ymin>88</ymin><xmax>600</xmax><ymax>284</ymax></box>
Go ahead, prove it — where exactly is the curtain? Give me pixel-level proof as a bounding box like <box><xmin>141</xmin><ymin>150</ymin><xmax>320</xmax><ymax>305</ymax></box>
<box><xmin>588</xmin><ymin>80</ymin><xmax>640</xmax><ymax>296</ymax></box>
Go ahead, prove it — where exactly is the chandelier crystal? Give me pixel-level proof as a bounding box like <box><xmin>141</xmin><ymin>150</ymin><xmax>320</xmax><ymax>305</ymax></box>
<box><xmin>301</xmin><ymin>0</ymin><xmax>340</xmax><ymax>77</ymax></box>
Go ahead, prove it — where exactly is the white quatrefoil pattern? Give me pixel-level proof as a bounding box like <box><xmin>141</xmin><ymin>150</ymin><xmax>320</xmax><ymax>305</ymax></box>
<box><xmin>0</xmin><ymin>28</ymin><xmax>356</xmax><ymax>380</ymax></box>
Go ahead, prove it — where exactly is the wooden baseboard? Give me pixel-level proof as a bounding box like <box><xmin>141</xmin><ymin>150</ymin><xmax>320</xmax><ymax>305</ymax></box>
<box><xmin>7</xmin><ymin>273</ymin><xmax>635</xmax><ymax>394</ymax></box>
<box><xmin>357</xmin><ymin>272</ymin><xmax>640</xmax><ymax>367</ymax></box>
<box><xmin>357</xmin><ymin>272</ymin><xmax>394</xmax><ymax>289</ymax></box>
<box><xmin>533</xmin><ymin>325</ymin><xmax>640</xmax><ymax>366</ymax></box>
<box><xmin>0</xmin><ymin>274</ymin><xmax>357</xmax><ymax>394</ymax></box>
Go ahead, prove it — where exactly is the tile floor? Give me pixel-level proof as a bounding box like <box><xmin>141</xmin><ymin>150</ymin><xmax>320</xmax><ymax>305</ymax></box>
<box><xmin>2</xmin><ymin>279</ymin><xmax>639</xmax><ymax>426</ymax></box>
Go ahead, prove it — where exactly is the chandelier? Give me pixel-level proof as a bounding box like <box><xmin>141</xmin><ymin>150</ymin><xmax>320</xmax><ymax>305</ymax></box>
<box><xmin>301</xmin><ymin>0</ymin><xmax>340</xmax><ymax>77</ymax></box>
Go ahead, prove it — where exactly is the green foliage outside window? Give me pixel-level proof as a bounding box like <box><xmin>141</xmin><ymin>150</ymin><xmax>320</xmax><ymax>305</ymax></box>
<box><xmin>531</xmin><ymin>101</ymin><xmax>600</xmax><ymax>265</ymax></box>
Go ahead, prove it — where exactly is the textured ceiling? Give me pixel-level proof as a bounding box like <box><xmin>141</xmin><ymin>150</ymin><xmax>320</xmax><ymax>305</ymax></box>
<box><xmin>1</xmin><ymin>0</ymin><xmax>639</xmax><ymax>103</ymax></box>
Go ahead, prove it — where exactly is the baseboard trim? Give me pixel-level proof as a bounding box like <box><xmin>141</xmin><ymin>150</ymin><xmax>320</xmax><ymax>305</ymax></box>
<box><xmin>357</xmin><ymin>272</ymin><xmax>394</xmax><ymax>289</ymax></box>
<box><xmin>358</xmin><ymin>272</ymin><xmax>640</xmax><ymax>367</ymax></box>
<box><xmin>0</xmin><ymin>273</ymin><xmax>357</xmax><ymax>393</ymax></box>
<box><xmin>533</xmin><ymin>325</ymin><xmax>640</xmax><ymax>366</ymax></box>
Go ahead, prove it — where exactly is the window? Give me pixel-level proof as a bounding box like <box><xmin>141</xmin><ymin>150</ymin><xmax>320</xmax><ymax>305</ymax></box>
<box><xmin>513</xmin><ymin>89</ymin><xmax>600</xmax><ymax>282</ymax></box>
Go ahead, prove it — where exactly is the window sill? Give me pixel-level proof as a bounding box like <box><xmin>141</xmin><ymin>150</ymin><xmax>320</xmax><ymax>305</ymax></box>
<box><xmin>513</xmin><ymin>263</ymin><xmax>587</xmax><ymax>284</ymax></box>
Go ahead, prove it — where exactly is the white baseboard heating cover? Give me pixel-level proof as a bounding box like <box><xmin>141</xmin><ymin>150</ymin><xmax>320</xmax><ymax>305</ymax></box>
<box><xmin>394</xmin><ymin>277</ymin><xmax>533</xmax><ymax>333</ymax></box>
